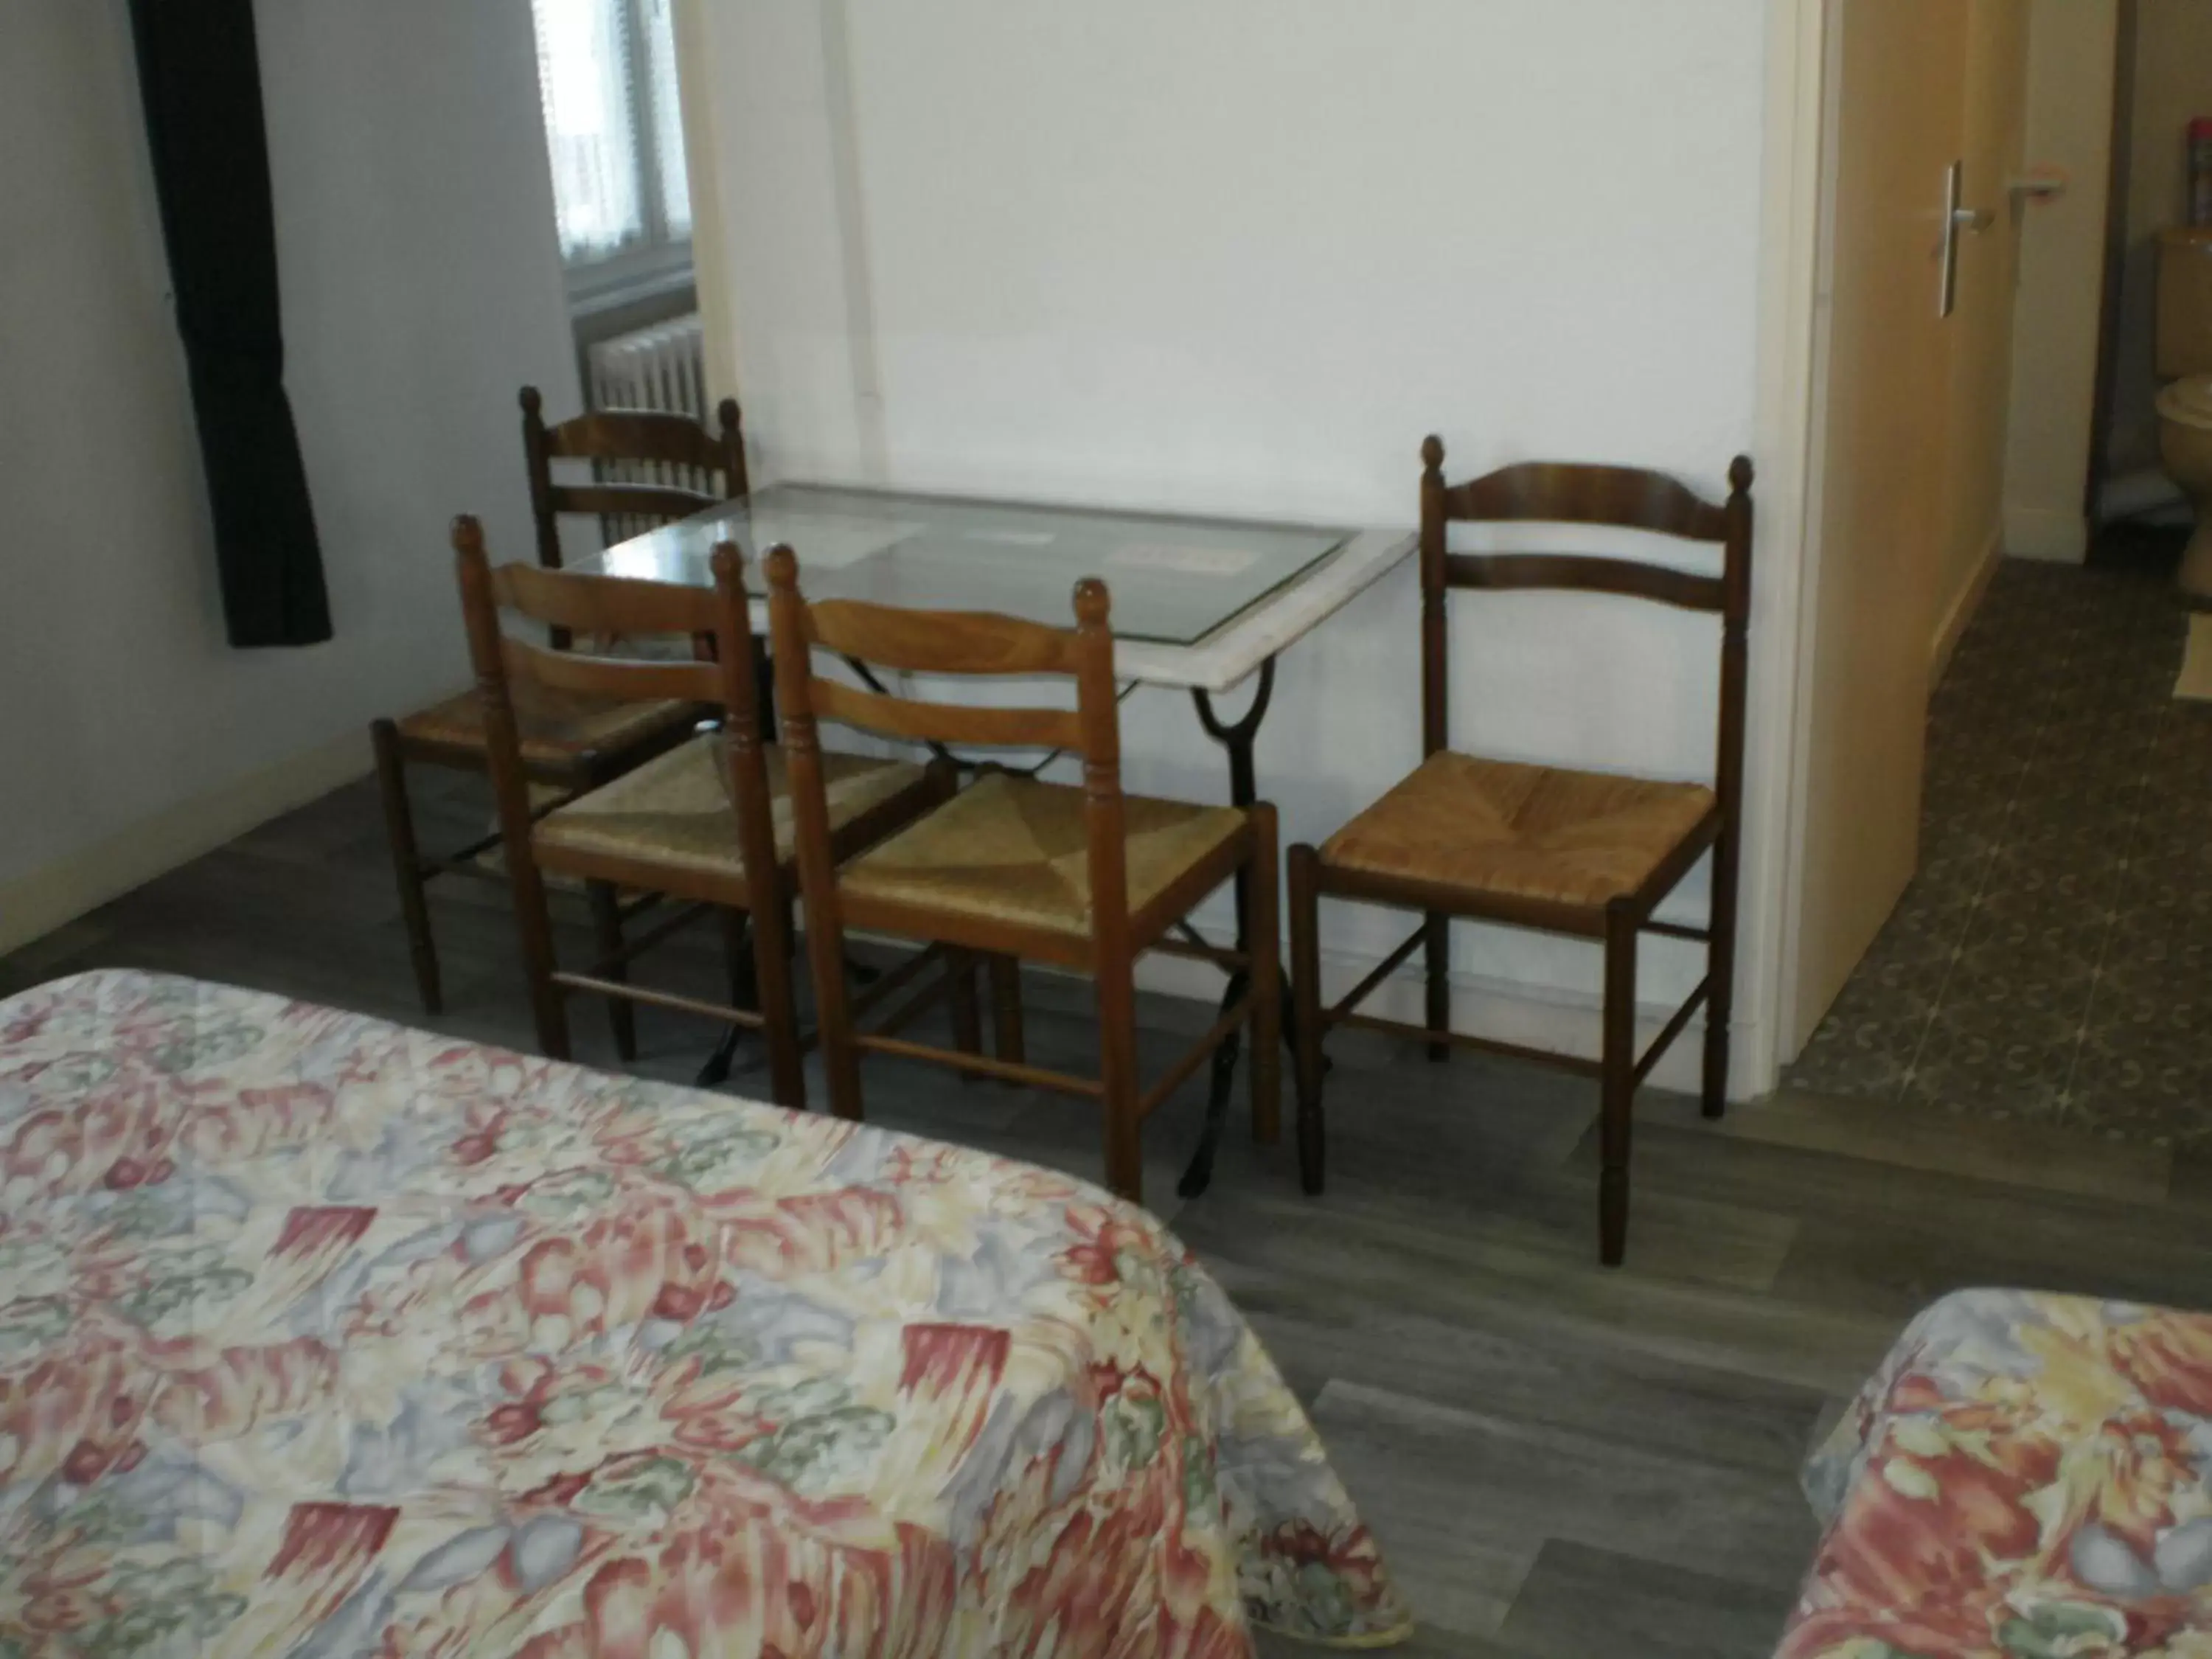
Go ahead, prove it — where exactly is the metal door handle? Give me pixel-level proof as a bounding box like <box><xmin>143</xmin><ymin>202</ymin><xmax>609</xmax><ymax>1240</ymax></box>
<box><xmin>1938</xmin><ymin>161</ymin><xmax>1983</xmax><ymax>318</ymax></box>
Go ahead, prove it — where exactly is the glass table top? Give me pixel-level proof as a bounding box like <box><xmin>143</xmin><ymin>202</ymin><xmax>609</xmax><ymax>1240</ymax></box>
<box><xmin>584</xmin><ymin>482</ymin><xmax>1356</xmax><ymax>647</ymax></box>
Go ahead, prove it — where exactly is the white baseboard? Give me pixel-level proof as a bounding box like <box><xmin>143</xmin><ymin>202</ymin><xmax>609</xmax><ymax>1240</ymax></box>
<box><xmin>1931</xmin><ymin>527</ymin><xmax>2003</xmax><ymax>683</ymax></box>
<box><xmin>0</xmin><ymin>731</ymin><xmax>375</xmax><ymax>959</ymax></box>
<box><xmin>2002</xmin><ymin>505</ymin><xmax>2088</xmax><ymax>566</ymax></box>
<box><xmin>1129</xmin><ymin>928</ymin><xmax>1750</xmax><ymax>1100</ymax></box>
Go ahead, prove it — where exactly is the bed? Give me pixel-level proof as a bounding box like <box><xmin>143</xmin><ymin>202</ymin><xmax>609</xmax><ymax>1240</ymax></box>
<box><xmin>0</xmin><ymin>970</ymin><xmax>1411</xmax><ymax>1655</ymax></box>
<box><xmin>1781</xmin><ymin>1287</ymin><xmax>2212</xmax><ymax>1658</ymax></box>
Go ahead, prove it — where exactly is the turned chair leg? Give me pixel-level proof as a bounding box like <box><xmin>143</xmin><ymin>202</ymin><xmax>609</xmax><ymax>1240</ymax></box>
<box><xmin>1096</xmin><ymin>947</ymin><xmax>1144</xmax><ymax>1205</ymax></box>
<box><xmin>1248</xmin><ymin>807</ymin><xmax>1282</xmax><ymax>1146</ymax></box>
<box><xmin>1599</xmin><ymin>902</ymin><xmax>1639</xmax><ymax>1268</ymax></box>
<box><xmin>692</xmin><ymin>910</ymin><xmax>759</xmax><ymax>1093</ymax></box>
<box><xmin>799</xmin><ymin>896</ymin><xmax>865</xmax><ymax>1125</ymax></box>
<box><xmin>1703</xmin><ymin>827</ymin><xmax>1740</xmax><ymax>1121</ymax></box>
<box><xmin>586</xmin><ymin>882</ymin><xmax>637</xmax><ymax>1062</ymax></box>
<box><xmin>1424</xmin><ymin>910</ymin><xmax>1451</xmax><ymax>1062</ymax></box>
<box><xmin>1287</xmin><ymin>844</ymin><xmax>1327</xmax><ymax>1195</ymax></box>
<box><xmin>504</xmin><ymin>844</ymin><xmax>569</xmax><ymax>1063</ymax></box>
<box><xmin>722</xmin><ymin>905</ymin><xmax>759</xmax><ymax>1012</ymax></box>
<box><xmin>947</xmin><ymin>949</ymin><xmax>984</xmax><ymax>1082</ymax></box>
<box><xmin>371</xmin><ymin>720</ymin><xmax>442</xmax><ymax>1015</ymax></box>
<box><xmin>987</xmin><ymin>954</ymin><xmax>1026</xmax><ymax>1071</ymax></box>
<box><xmin>747</xmin><ymin>898</ymin><xmax>807</xmax><ymax>1112</ymax></box>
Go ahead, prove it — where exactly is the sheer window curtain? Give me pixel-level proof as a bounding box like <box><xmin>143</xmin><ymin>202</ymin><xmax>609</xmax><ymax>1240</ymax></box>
<box><xmin>530</xmin><ymin>0</ymin><xmax>688</xmax><ymax>263</ymax></box>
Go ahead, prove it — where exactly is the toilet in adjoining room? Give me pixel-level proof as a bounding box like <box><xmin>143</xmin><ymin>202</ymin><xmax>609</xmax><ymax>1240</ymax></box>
<box><xmin>2157</xmin><ymin>227</ymin><xmax>2212</xmax><ymax>596</ymax></box>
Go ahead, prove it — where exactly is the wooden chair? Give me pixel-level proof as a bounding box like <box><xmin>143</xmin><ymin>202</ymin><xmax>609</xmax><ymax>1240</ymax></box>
<box><xmin>764</xmin><ymin>546</ymin><xmax>1281</xmax><ymax>1205</ymax></box>
<box><xmin>521</xmin><ymin>385</ymin><xmax>750</xmax><ymax>579</ymax></box>
<box><xmin>1288</xmin><ymin>437</ymin><xmax>1754</xmax><ymax>1266</ymax></box>
<box><xmin>370</xmin><ymin>392</ymin><xmax>747</xmax><ymax>1036</ymax></box>
<box><xmin>452</xmin><ymin>518</ymin><xmax>945</xmax><ymax>1106</ymax></box>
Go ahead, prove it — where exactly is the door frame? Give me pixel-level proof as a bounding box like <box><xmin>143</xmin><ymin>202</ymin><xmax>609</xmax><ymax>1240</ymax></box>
<box><xmin>2085</xmin><ymin>0</ymin><xmax>2140</xmax><ymax>518</ymax></box>
<box><xmin>1742</xmin><ymin>0</ymin><xmax>1834</xmax><ymax>1085</ymax></box>
<box><xmin>1757</xmin><ymin>0</ymin><xmax>2032</xmax><ymax>1073</ymax></box>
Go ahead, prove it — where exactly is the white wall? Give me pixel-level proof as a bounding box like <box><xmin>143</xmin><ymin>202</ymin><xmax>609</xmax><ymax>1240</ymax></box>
<box><xmin>0</xmin><ymin>0</ymin><xmax>579</xmax><ymax>950</ymax></box>
<box><xmin>687</xmin><ymin>1</ymin><xmax>1772</xmax><ymax>1085</ymax></box>
<box><xmin>2001</xmin><ymin>0</ymin><xmax>2118</xmax><ymax>564</ymax></box>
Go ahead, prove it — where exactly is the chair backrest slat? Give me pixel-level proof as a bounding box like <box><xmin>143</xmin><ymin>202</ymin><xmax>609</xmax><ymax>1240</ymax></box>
<box><xmin>454</xmin><ymin>513</ymin><xmax>768</xmax><ymax>782</ymax></box>
<box><xmin>535</xmin><ymin>408</ymin><xmax>740</xmax><ymax>474</ymax></box>
<box><xmin>810</xmin><ymin>676</ymin><xmax>1085</xmax><ymax>751</ymax></box>
<box><xmin>805</xmin><ymin>599</ymin><xmax>1087</xmax><ymax>678</ymax></box>
<box><xmin>493</xmin><ymin>560</ymin><xmax>727</xmax><ymax>641</ymax></box>
<box><xmin>1444</xmin><ymin>461</ymin><xmax>1731</xmax><ymax>542</ymax></box>
<box><xmin>459</xmin><ymin>516</ymin><xmax>752</xmax><ymax>717</ymax></box>
<box><xmin>1442</xmin><ymin>552</ymin><xmax>1726</xmax><ymax>613</ymax></box>
<box><xmin>541</xmin><ymin>481</ymin><xmax>723</xmax><ymax>524</ymax></box>
<box><xmin>498</xmin><ymin>633</ymin><xmax>719</xmax><ymax>706</ymax></box>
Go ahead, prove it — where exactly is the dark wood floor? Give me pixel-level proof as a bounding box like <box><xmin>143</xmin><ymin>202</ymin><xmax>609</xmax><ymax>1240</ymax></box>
<box><xmin>7</xmin><ymin>768</ymin><xmax>2210</xmax><ymax>1656</ymax></box>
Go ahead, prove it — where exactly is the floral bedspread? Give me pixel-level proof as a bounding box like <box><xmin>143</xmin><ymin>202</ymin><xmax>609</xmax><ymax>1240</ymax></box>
<box><xmin>1781</xmin><ymin>1288</ymin><xmax>2212</xmax><ymax>1658</ymax></box>
<box><xmin>0</xmin><ymin>970</ymin><xmax>1411</xmax><ymax>1656</ymax></box>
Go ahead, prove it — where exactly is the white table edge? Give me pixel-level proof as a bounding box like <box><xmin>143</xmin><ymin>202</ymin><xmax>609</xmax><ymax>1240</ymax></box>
<box><xmin>1119</xmin><ymin>526</ymin><xmax>1417</xmax><ymax>694</ymax></box>
<box><xmin>733</xmin><ymin>525</ymin><xmax>1416</xmax><ymax>696</ymax></box>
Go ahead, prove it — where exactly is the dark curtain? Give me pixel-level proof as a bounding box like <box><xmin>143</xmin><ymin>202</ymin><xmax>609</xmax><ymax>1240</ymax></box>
<box><xmin>128</xmin><ymin>0</ymin><xmax>331</xmax><ymax>647</ymax></box>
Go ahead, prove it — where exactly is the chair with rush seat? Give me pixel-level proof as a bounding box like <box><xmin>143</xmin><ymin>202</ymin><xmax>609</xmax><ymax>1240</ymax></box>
<box><xmin>518</xmin><ymin>386</ymin><xmax>750</xmax><ymax>577</ymax></box>
<box><xmin>369</xmin><ymin>392</ymin><xmax>747</xmax><ymax>1040</ymax></box>
<box><xmin>452</xmin><ymin>519</ymin><xmax>944</xmax><ymax>1105</ymax></box>
<box><xmin>1287</xmin><ymin>437</ymin><xmax>1753</xmax><ymax>1265</ymax></box>
<box><xmin>765</xmin><ymin>546</ymin><xmax>1281</xmax><ymax>1206</ymax></box>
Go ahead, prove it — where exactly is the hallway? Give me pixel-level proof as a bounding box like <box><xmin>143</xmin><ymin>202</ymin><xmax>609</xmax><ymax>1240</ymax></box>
<box><xmin>1788</xmin><ymin>531</ymin><xmax>2212</xmax><ymax>1144</ymax></box>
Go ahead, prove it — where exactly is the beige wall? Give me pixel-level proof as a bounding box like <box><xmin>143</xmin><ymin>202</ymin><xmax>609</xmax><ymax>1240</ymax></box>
<box><xmin>2109</xmin><ymin>0</ymin><xmax>2212</xmax><ymax>478</ymax></box>
<box><xmin>1935</xmin><ymin>0</ymin><xmax>2032</xmax><ymax>657</ymax></box>
<box><xmin>2002</xmin><ymin>0</ymin><xmax>2118</xmax><ymax>562</ymax></box>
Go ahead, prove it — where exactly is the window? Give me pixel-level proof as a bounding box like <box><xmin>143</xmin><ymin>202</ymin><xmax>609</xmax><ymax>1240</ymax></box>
<box><xmin>530</xmin><ymin>0</ymin><xmax>694</xmax><ymax>306</ymax></box>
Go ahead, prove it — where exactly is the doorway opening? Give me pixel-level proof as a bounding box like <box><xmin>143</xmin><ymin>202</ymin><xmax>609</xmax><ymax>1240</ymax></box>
<box><xmin>1781</xmin><ymin>0</ymin><xmax>2212</xmax><ymax>1148</ymax></box>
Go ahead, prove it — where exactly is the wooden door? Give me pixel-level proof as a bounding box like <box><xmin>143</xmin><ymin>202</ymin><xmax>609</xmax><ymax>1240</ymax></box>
<box><xmin>1789</xmin><ymin>0</ymin><xmax>1975</xmax><ymax>1046</ymax></box>
<box><xmin>1935</xmin><ymin>0</ymin><xmax>2031</xmax><ymax>668</ymax></box>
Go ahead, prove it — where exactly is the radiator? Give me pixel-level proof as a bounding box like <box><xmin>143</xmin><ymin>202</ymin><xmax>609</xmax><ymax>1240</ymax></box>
<box><xmin>586</xmin><ymin>313</ymin><xmax>708</xmax><ymax>422</ymax></box>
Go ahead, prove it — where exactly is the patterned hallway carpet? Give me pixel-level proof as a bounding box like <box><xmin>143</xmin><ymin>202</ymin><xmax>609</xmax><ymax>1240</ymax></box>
<box><xmin>1787</xmin><ymin>532</ymin><xmax>2212</xmax><ymax>1146</ymax></box>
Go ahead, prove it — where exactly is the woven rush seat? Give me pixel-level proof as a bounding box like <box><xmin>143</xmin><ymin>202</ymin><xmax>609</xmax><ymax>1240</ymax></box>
<box><xmin>397</xmin><ymin>681</ymin><xmax>700</xmax><ymax>771</ymax></box>
<box><xmin>1319</xmin><ymin>751</ymin><xmax>1716</xmax><ymax>909</ymax></box>
<box><xmin>535</xmin><ymin>732</ymin><xmax>927</xmax><ymax>888</ymax></box>
<box><xmin>839</xmin><ymin>771</ymin><xmax>1247</xmax><ymax>937</ymax></box>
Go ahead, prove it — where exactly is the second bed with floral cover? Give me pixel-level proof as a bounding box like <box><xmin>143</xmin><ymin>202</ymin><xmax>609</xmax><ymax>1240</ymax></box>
<box><xmin>1781</xmin><ymin>1287</ymin><xmax>2212</xmax><ymax>1658</ymax></box>
<box><xmin>0</xmin><ymin>970</ymin><xmax>1411</xmax><ymax>1656</ymax></box>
